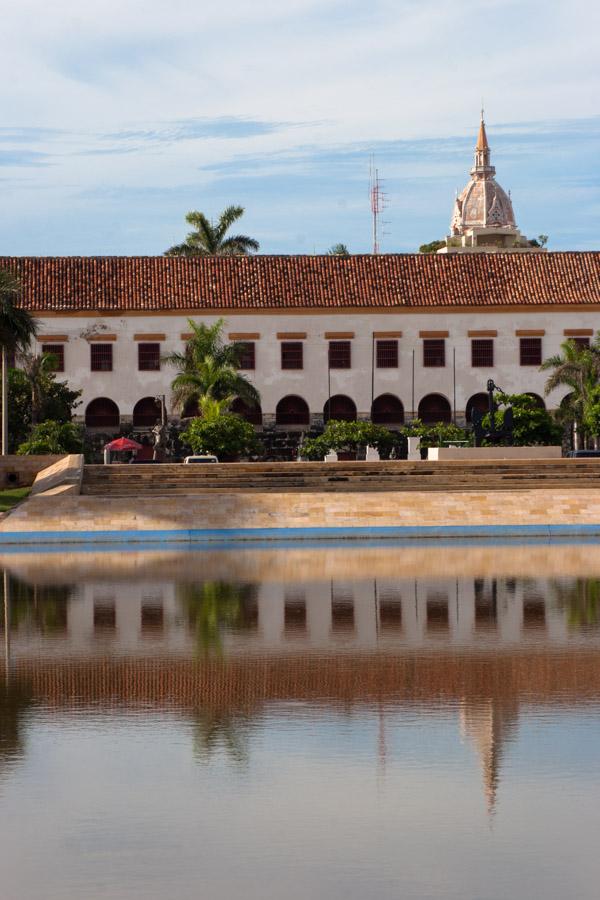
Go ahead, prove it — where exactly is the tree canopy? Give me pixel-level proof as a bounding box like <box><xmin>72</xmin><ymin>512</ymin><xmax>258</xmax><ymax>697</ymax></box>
<box><xmin>327</xmin><ymin>243</ymin><xmax>350</xmax><ymax>257</ymax></box>
<box><xmin>0</xmin><ymin>269</ymin><xmax>37</xmax><ymax>353</ymax></box>
<box><xmin>542</xmin><ymin>335</ymin><xmax>600</xmax><ymax>442</ymax></box>
<box><xmin>165</xmin><ymin>205</ymin><xmax>259</xmax><ymax>257</ymax></box>
<box><xmin>418</xmin><ymin>239</ymin><xmax>445</xmax><ymax>254</ymax></box>
<box><xmin>165</xmin><ymin>318</ymin><xmax>260</xmax><ymax>415</ymax></box>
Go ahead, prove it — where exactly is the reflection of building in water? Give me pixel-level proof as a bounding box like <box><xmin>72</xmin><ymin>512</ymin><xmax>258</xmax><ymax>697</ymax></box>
<box><xmin>1</xmin><ymin>574</ymin><xmax>596</xmax><ymax>659</ymax></box>
<box><xmin>460</xmin><ymin>698</ymin><xmax>519</xmax><ymax>814</ymax></box>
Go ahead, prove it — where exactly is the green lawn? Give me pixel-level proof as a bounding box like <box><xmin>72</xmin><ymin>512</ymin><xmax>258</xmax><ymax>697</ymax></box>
<box><xmin>0</xmin><ymin>486</ymin><xmax>30</xmax><ymax>513</ymax></box>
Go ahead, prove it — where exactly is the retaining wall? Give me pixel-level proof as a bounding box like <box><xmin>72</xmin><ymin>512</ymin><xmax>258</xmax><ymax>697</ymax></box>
<box><xmin>2</xmin><ymin>487</ymin><xmax>600</xmax><ymax>542</ymax></box>
<box><xmin>0</xmin><ymin>455</ymin><xmax>64</xmax><ymax>487</ymax></box>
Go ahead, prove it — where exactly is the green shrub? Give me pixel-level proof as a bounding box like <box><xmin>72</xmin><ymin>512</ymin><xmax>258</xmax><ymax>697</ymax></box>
<box><xmin>300</xmin><ymin>420</ymin><xmax>404</xmax><ymax>460</ymax></box>
<box><xmin>483</xmin><ymin>393</ymin><xmax>562</xmax><ymax>446</ymax></box>
<box><xmin>400</xmin><ymin>419</ymin><xmax>472</xmax><ymax>452</ymax></box>
<box><xmin>17</xmin><ymin>420</ymin><xmax>84</xmax><ymax>455</ymax></box>
<box><xmin>180</xmin><ymin>413</ymin><xmax>258</xmax><ymax>460</ymax></box>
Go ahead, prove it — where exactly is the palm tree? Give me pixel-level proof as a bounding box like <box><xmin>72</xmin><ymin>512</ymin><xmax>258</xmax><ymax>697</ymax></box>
<box><xmin>0</xmin><ymin>270</ymin><xmax>37</xmax><ymax>455</ymax></box>
<box><xmin>17</xmin><ymin>351</ymin><xmax>57</xmax><ymax>426</ymax></box>
<box><xmin>165</xmin><ymin>318</ymin><xmax>260</xmax><ymax>416</ymax></box>
<box><xmin>165</xmin><ymin>205</ymin><xmax>259</xmax><ymax>257</ymax></box>
<box><xmin>327</xmin><ymin>243</ymin><xmax>350</xmax><ymax>257</ymax></box>
<box><xmin>541</xmin><ymin>337</ymin><xmax>600</xmax><ymax>449</ymax></box>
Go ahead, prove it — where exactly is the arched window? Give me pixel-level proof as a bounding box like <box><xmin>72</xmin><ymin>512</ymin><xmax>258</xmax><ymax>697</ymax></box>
<box><xmin>418</xmin><ymin>394</ymin><xmax>452</xmax><ymax>425</ymax></box>
<box><xmin>85</xmin><ymin>398</ymin><xmax>120</xmax><ymax>429</ymax></box>
<box><xmin>181</xmin><ymin>399</ymin><xmax>200</xmax><ymax>418</ymax></box>
<box><xmin>276</xmin><ymin>395</ymin><xmax>310</xmax><ymax>426</ymax></box>
<box><xmin>371</xmin><ymin>394</ymin><xmax>404</xmax><ymax>425</ymax></box>
<box><xmin>323</xmin><ymin>395</ymin><xmax>357</xmax><ymax>423</ymax></box>
<box><xmin>465</xmin><ymin>393</ymin><xmax>489</xmax><ymax>424</ymax></box>
<box><xmin>525</xmin><ymin>392</ymin><xmax>546</xmax><ymax>410</ymax></box>
<box><xmin>133</xmin><ymin>397</ymin><xmax>162</xmax><ymax>427</ymax></box>
<box><xmin>231</xmin><ymin>398</ymin><xmax>262</xmax><ymax>426</ymax></box>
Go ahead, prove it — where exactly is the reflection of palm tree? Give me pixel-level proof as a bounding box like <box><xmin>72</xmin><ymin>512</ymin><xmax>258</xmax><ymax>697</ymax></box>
<box><xmin>8</xmin><ymin>575</ymin><xmax>71</xmax><ymax>633</ymax></box>
<box><xmin>178</xmin><ymin>581</ymin><xmax>256</xmax><ymax>656</ymax></box>
<box><xmin>192</xmin><ymin>708</ymin><xmax>250</xmax><ymax>766</ymax></box>
<box><xmin>554</xmin><ymin>578</ymin><xmax>600</xmax><ymax>629</ymax></box>
<box><xmin>0</xmin><ymin>679</ymin><xmax>33</xmax><ymax>776</ymax></box>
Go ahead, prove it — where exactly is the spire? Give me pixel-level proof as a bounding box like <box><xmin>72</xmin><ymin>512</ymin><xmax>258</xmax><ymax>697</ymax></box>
<box><xmin>472</xmin><ymin>109</ymin><xmax>494</xmax><ymax>176</ymax></box>
<box><xmin>476</xmin><ymin>110</ymin><xmax>489</xmax><ymax>152</ymax></box>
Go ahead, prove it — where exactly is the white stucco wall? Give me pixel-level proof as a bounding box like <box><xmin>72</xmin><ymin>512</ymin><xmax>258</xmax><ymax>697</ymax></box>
<box><xmin>33</xmin><ymin>308</ymin><xmax>599</xmax><ymax>422</ymax></box>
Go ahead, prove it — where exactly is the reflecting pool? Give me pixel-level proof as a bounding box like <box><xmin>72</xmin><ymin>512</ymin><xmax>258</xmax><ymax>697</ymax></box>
<box><xmin>1</xmin><ymin>541</ymin><xmax>600</xmax><ymax>899</ymax></box>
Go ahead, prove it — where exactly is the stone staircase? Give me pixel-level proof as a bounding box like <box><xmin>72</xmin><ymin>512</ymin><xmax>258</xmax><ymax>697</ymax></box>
<box><xmin>80</xmin><ymin>459</ymin><xmax>600</xmax><ymax>496</ymax></box>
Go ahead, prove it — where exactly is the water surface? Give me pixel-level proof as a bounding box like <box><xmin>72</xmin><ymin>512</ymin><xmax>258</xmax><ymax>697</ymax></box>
<box><xmin>1</xmin><ymin>541</ymin><xmax>600</xmax><ymax>899</ymax></box>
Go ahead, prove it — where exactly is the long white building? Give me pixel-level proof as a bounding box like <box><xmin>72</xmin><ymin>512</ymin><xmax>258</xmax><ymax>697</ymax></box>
<box><xmin>3</xmin><ymin>251</ymin><xmax>599</xmax><ymax>432</ymax></box>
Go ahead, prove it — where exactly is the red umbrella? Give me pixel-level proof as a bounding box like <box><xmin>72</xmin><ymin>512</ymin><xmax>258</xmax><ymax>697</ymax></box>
<box><xmin>104</xmin><ymin>437</ymin><xmax>143</xmax><ymax>452</ymax></box>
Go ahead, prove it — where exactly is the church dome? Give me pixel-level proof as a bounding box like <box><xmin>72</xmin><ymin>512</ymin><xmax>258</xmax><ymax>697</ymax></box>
<box><xmin>451</xmin><ymin>178</ymin><xmax>516</xmax><ymax>234</ymax></box>
<box><xmin>450</xmin><ymin>116</ymin><xmax>517</xmax><ymax>235</ymax></box>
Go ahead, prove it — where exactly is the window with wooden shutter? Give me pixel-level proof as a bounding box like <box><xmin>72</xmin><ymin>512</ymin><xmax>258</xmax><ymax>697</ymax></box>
<box><xmin>281</xmin><ymin>342</ymin><xmax>303</xmax><ymax>369</ymax></box>
<box><xmin>90</xmin><ymin>343</ymin><xmax>113</xmax><ymax>372</ymax></box>
<box><xmin>376</xmin><ymin>340</ymin><xmax>398</xmax><ymax>368</ymax></box>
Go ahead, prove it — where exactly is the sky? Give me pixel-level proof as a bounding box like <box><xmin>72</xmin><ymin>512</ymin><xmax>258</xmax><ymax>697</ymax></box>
<box><xmin>0</xmin><ymin>0</ymin><xmax>599</xmax><ymax>256</ymax></box>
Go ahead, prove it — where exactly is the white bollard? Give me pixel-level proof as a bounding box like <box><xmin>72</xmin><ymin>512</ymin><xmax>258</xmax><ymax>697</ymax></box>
<box><xmin>407</xmin><ymin>437</ymin><xmax>421</xmax><ymax>461</ymax></box>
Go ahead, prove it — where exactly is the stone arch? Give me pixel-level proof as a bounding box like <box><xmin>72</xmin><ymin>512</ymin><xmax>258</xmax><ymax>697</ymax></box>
<box><xmin>323</xmin><ymin>395</ymin><xmax>357</xmax><ymax>423</ymax></box>
<box><xmin>418</xmin><ymin>393</ymin><xmax>452</xmax><ymax>425</ymax></box>
<box><xmin>465</xmin><ymin>392</ymin><xmax>489</xmax><ymax>424</ymax></box>
<box><xmin>181</xmin><ymin>399</ymin><xmax>200</xmax><ymax>418</ymax></box>
<box><xmin>231</xmin><ymin>397</ymin><xmax>263</xmax><ymax>426</ymax></box>
<box><xmin>85</xmin><ymin>397</ymin><xmax>120</xmax><ymax>429</ymax></box>
<box><xmin>132</xmin><ymin>397</ymin><xmax>161</xmax><ymax>427</ymax></box>
<box><xmin>275</xmin><ymin>395</ymin><xmax>310</xmax><ymax>426</ymax></box>
<box><xmin>371</xmin><ymin>393</ymin><xmax>404</xmax><ymax>425</ymax></box>
<box><xmin>525</xmin><ymin>392</ymin><xmax>546</xmax><ymax>410</ymax></box>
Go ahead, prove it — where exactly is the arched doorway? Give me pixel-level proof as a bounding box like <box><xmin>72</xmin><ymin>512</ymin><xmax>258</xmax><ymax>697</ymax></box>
<box><xmin>418</xmin><ymin>394</ymin><xmax>452</xmax><ymax>424</ymax></box>
<box><xmin>371</xmin><ymin>394</ymin><xmax>404</xmax><ymax>425</ymax></box>
<box><xmin>465</xmin><ymin>393</ymin><xmax>489</xmax><ymax>424</ymax></box>
<box><xmin>181</xmin><ymin>399</ymin><xmax>200</xmax><ymax>418</ymax></box>
<box><xmin>231</xmin><ymin>398</ymin><xmax>262</xmax><ymax>426</ymax></box>
<box><xmin>323</xmin><ymin>395</ymin><xmax>357</xmax><ymax>423</ymax></box>
<box><xmin>133</xmin><ymin>397</ymin><xmax>161</xmax><ymax>427</ymax></box>
<box><xmin>525</xmin><ymin>392</ymin><xmax>546</xmax><ymax>410</ymax></box>
<box><xmin>276</xmin><ymin>395</ymin><xmax>310</xmax><ymax>426</ymax></box>
<box><xmin>85</xmin><ymin>398</ymin><xmax>120</xmax><ymax>429</ymax></box>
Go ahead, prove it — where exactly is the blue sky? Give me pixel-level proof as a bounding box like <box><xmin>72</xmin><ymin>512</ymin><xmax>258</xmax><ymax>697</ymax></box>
<box><xmin>0</xmin><ymin>0</ymin><xmax>599</xmax><ymax>255</ymax></box>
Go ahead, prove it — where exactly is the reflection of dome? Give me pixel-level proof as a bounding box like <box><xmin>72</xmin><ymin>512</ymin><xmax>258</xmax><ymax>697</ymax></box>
<box><xmin>460</xmin><ymin>697</ymin><xmax>519</xmax><ymax>815</ymax></box>
<box><xmin>440</xmin><ymin>114</ymin><xmax>542</xmax><ymax>254</ymax></box>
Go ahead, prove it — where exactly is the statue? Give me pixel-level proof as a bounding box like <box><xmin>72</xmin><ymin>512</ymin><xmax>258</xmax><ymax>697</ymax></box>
<box><xmin>151</xmin><ymin>395</ymin><xmax>169</xmax><ymax>461</ymax></box>
<box><xmin>471</xmin><ymin>379</ymin><xmax>514</xmax><ymax>447</ymax></box>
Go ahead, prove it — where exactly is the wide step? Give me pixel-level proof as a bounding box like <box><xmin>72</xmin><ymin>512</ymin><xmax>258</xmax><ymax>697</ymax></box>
<box><xmin>80</xmin><ymin>460</ymin><xmax>600</xmax><ymax>496</ymax></box>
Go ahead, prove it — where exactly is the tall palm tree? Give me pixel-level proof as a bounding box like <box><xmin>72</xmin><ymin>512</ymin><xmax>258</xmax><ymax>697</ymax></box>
<box><xmin>165</xmin><ymin>205</ymin><xmax>259</xmax><ymax>257</ymax></box>
<box><xmin>165</xmin><ymin>318</ymin><xmax>260</xmax><ymax>415</ymax></box>
<box><xmin>541</xmin><ymin>336</ymin><xmax>600</xmax><ymax>449</ymax></box>
<box><xmin>327</xmin><ymin>243</ymin><xmax>350</xmax><ymax>257</ymax></box>
<box><xmin>17</xmin><ymin>351</ymin><xmax>57</xmax><ymax>426</ymax></box>
<box><xmin>0</xmin><ymin>270</ymin><xmax>37</xmax><ymax>455</ymax></box>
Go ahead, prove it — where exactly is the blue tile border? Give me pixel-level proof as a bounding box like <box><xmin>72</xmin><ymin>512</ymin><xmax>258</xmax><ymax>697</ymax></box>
<box><xmin>1</xmin><ymin>523</ymin><xmax>600</xmax><ymax>546</ymax></box>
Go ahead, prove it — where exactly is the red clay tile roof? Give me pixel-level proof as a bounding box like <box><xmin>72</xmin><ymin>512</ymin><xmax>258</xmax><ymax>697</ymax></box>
<box><xmin>1</xmin><ymin>253</ymin><xmax>600</xmax><ymax>312</ymax></box>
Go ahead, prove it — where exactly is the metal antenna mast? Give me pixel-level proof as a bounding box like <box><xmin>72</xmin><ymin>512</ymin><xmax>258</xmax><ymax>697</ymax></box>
<box><xmin>369</xmin><ymin>156</ymin><xmax>386</xmax><ymax>255</ymax></box>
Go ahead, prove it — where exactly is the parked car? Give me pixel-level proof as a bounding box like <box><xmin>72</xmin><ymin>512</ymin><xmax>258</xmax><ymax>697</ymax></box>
<box><xmin>183</xmin><ymin>455</ymin><xmax>219</xmax><ymax>464</ymax></box>
<box><xmin>568</xmin><ymin>450</ymin><xmax>600</xmax><ymax>458</ymax></box>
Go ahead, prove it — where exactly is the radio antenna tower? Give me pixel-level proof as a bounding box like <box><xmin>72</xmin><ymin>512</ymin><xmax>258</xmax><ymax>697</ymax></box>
<box><xmin>369</xmin><ymin>156</ymin><xmax>386</xmax><ymax>255</ymax></box>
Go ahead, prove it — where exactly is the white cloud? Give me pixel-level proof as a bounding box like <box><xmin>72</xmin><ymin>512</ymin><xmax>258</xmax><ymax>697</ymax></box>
<box><xmin>0</xmin><ymin>0</ymin><xmax>598</xmax><ymax>253</ymax></box>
